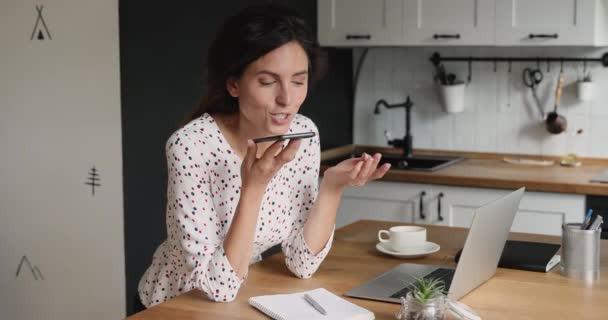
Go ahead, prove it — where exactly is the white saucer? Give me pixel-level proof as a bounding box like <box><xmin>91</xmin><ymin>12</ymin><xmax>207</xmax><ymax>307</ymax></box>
<box><xmin>376</xmin><ymin>241</ymin><xmax>440</xmax><ymax>259</ymax></box>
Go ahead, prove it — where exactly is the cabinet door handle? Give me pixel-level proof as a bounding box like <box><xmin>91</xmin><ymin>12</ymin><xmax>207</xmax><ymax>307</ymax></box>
<box><xmin>433</xmin><ymin>33</ymin><xmax>461</xmax><ymax>39</ymax></box>
<box><xmin>346</xmin><ymin>34</ymin><xmax>371</xmax><ymax>40</ymax></box>
<box><xmin>437</xmin><ymin>192</ymin><xmax>444</xmax><ymax>222</ymax></box>
<box><xmin>528</xmin><ymin>33</ymin><xmax>559</xmax><ymax>39</ymax></box>
<box><xmin>419</xmin><ymin>191</ymin><xmax>426</xmax><ymax>220</ymax></box>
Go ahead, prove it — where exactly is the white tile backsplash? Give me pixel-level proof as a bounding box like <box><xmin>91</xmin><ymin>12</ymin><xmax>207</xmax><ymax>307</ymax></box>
<box><xmin>452</xmin><ymin>113</ymin><xmax>477</xmax><ymax>151</ymax></box>
<box><xmin>430</xmin><ymin>113</ymin><xmax>453</xmax><ymax>150</ymax></box>
<box><xmin>564</xmin><ymin>114</ymin><xmax>591</xmax><ymax>155</ymax></box>
<box><xmin>354</xmin><ymin>47</ymin><xmax>608</xmax><ymax>158</ymax></box>
<box><xmin>475</xmin><ymin>113</ymin><xmax>498</xmax><ymax>151</ymax></box>
<box><xmin>591</xmin><ymin>68</ymin><xmax>608</xmax><ymax>116</ymax></box>
<box><xmin>496</xmin><ymin>112</ymin><xmax>520</xmax><ymax>154</ymax></box>
<box><xmin>410</xmin><ymin>111</ymin><xmax>433</xmax><ymax>149</ymax></box>
<box><xmin>590</xmin><ymin>115</ymin><xmax>608</xmax><ymax>158</ymax></box>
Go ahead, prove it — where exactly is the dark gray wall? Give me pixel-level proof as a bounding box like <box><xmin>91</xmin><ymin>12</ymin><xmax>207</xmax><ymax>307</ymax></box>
<box><xmin>119</xmin><ymin>0</ymin><xmax>353</xmax><ymax>315</ymax></box>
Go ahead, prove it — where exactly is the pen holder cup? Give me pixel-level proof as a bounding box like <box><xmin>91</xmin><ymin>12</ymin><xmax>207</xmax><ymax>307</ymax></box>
<box><xmin>561</xmin><ymin>223</ymin><xmax>601</xmax><ymax>281</ymax></box>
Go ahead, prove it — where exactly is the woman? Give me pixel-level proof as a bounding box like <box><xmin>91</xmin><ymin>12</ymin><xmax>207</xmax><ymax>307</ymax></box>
<box><xmin>137</xmin><ymin>3</ymin><xmax>390</xmax><ymax>308</ymax></box>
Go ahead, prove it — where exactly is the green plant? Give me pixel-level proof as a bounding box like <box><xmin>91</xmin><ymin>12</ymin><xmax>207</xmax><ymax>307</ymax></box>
<box><xmin>582</xmin><ymin>71</ymin><xmax>592</xmax><ymax>82</ymax></box>
<box><xmin>408</xmin><ymin>277</ymin><xmax>447</xmax><ymax>304</ymax></box>
<box><xmin>434</xmin><ymin>63</ymin><xmax>462</xmax><ymax>85</ymax></box>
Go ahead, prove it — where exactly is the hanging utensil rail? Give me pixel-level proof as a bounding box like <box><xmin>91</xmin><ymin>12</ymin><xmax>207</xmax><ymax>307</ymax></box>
<box><xmin>430</xmin><ymin>52</ymin><xmax>608</xmax><ymax>68</ymax></box>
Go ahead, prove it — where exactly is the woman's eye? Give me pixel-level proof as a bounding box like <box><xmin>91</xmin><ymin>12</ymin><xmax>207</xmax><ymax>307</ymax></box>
<box><xmin>292</xmin><ymin>81</ymin><xmax>305</xmax><ymax>86</ymax></box>
<box><xmin>259</xmin><ymin>79</ymin><xmax>275</xmax><ymax>86</ymax></box>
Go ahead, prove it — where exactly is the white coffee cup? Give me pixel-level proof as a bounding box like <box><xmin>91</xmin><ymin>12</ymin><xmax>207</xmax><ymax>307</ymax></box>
<box><xmin>378</xmin><ymin>226</ymin><xmax>426</xmax><ymax>252</ymax></box>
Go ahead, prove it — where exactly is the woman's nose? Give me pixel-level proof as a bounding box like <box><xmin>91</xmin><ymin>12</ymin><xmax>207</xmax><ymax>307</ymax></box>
<box><xmin>276</xmin><ymin>83</ymin><xmax>291</xmax><ymax>106</ymax></box>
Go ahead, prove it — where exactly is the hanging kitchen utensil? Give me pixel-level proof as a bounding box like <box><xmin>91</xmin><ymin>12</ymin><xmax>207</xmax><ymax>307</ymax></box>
<box><xmin>507</xmin><ymin>59</ymin><xmax>512</xmax><ymax>108</ymax></box>
<box><xmin>545</xmin><ymin>72</ymin><xmax>568</xmax><ymax>134</ymax></box>
<box><xmin>467</xmin><ymin>58</ymin><xmax>472</xmax><ymax>83</ymax></box>
<box><xmin>522</xmin><ymin>68</ymin><xmax>545</xmax><ymax>119</ymax></box>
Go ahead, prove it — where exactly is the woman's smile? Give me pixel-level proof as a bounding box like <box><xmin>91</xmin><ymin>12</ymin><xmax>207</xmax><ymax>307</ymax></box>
<box><xmin>269</xmin><ymin>112</ymin><xmax>291</xmax><ymax>126</ymax></box>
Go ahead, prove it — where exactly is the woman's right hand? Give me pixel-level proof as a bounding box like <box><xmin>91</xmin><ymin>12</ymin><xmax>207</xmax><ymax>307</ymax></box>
<box><xmin>240</xmin><ymin>139</ymin><xmax>302</xmax><ymax>191</ymax></box>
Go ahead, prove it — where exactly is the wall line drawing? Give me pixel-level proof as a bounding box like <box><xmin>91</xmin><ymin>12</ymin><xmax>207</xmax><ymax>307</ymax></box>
<box><xmin>16</xmin><ymin>255</ymin><xmax>44</xmax><ymax>280</ymax></box>
<box><xmin>85</xmin><ymin>166</ymin><xmax>101</xmax><ymax>195</ymax></box>
<box><xmin>31</xmin><ymin>5</ymin><xmax>52</xmax><ymax>40</ymax></box>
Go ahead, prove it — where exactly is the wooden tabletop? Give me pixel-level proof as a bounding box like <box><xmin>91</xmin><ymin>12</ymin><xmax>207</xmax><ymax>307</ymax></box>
<box><xmin>321</xmin><ymin>145</ymin><xmax>608</xmax><ymax>196</ymax></box>
<box><xmin>127</xmin><ymin>220</ymin><xmax>608</xmax><ymax>320</ymax></box>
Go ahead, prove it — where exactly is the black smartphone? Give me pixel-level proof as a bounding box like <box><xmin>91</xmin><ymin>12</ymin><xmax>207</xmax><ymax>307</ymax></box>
<box><xmin>253</xmin><ymin>132</ymin><xmax>315</xmax><ymax>143</ymax></box>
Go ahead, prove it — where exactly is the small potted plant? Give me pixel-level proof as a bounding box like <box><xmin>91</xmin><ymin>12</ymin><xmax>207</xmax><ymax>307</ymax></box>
<box><xmin>434</xmin><ymin>64</ymin><xmax>466</xmax><ymax>113</ymax></box>
<box><xmin>396</xmin><ymin>277</ymin><xmax>448</xmax><ymax>320</ymax></box>
<box><xmin>577</xmin><ymin>71</ymin><xmax>594</xmax><ymax>101</ymax></box>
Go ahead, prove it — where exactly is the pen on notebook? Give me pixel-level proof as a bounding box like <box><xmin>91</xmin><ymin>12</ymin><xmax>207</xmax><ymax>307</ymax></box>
<box><xmin>304</xmin><ymin>294</ymin><xmax>327</xmax><ymax>315</ymax></box>
<box><xmin>581</xmin><ymin>209</ymin><xmax>593</xmax><ymax>230</ymax></box>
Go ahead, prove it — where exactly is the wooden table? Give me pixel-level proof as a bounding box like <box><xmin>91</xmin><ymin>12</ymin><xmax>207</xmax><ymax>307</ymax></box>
<box><xmin>127</xmin><ymin>220</ymin><xmax>608</xmax><ymax>320</ymax></box>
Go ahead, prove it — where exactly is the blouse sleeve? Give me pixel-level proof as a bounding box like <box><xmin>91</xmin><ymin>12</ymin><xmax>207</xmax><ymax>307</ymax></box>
<box><xmin>281</xmin><ymin>123</ymin><xmax>335</xmax><ymax>278</ymax></box>
<box><xmin>165</xmin><ymin>132</ymin><xmax>243</xmax><ymax>302</ymax></box>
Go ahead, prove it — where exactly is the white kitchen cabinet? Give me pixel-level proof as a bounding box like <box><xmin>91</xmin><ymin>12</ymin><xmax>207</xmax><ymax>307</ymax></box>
<box><xmin>402</xmin><ymin>0</ymin><xmax>495</xmax><ymax>45</ymax></box>
<box><xmin>431</xmin><ymin>185</ymin><xmax>585</xmax><ymax>236</ymax></box>
<box><xmin>318</xmin><ymin>0</ymin><xmax>608</xmax><ymax>46</ymax></box>
<box><xmin>334</xmin><ymin>180</ymin><xmax>432</xmax><ymax>227</ymax></box>
<box><xmin>331</xmin><ymin>179</ymin><xmax>586</xmax><ymax>236</ymax></box>
<box><xmin>317</xmin><ymin>0</ymin><xmax>403</xmax><ymax>46</ymax></box>
<box><xmin>494</xmin><ymin>0</ymin><xmax>606</xmax><ymax>46</ymax></box>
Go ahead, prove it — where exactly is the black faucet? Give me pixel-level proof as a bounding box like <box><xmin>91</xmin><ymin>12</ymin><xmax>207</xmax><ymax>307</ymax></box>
<box><xmin>373</xmin><ymin>96</ymin><xmax>414</xmax><ymax>158</ymax></box>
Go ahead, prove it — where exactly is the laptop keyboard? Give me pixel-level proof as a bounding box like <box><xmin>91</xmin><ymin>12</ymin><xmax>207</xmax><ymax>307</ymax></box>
<box><xmin>389</xmin><ymin>268</ymin><xmax>455</xmax><ymax>299</ymax></box>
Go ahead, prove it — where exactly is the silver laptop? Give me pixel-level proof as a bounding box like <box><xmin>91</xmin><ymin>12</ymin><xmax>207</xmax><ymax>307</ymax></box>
<box><xmin>346</xmin><ymin>187</ymin><xmax>525</xmax><ymax>303</ymax></box>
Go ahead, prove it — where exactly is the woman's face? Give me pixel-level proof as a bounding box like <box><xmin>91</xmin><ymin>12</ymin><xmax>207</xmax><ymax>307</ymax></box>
<box><xmin>227</xmin><ymin>41</ymin><xmax>309</xmax><ymax>136</ymax></box>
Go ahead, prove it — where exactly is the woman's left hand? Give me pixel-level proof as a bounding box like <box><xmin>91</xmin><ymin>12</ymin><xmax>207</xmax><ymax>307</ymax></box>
<box><xmin>322</xmin><ymin>153</ymin><xmax>390</xmax><ymax>190</ymax></box>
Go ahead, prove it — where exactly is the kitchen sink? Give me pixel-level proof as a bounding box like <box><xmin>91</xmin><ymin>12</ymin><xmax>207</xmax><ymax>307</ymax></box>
<box><xmin>321</xmin><ymin>153</ymin><xmax>464</xmax><ymax>172</ymax></box>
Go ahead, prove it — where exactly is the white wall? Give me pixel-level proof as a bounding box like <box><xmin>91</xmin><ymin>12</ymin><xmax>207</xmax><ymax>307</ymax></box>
<box><xmin>354</xmin><ymin>47</ymin><xmax>608</xmax><ymax>158</ymax></box>
<box><xmin>0</xmin><ymin>1</ymin><xmax>125</xmax><ymax>319</ymax></box>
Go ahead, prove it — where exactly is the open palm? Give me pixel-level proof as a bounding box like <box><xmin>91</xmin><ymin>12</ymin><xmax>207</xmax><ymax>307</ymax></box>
<box><xmin>323</xmin><ymin>153</ymin><xmax>390</xmax><ymax>188</ymax></box>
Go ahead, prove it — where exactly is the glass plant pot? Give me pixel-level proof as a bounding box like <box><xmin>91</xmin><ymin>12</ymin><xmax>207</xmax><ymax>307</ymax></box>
<box><xmin>397</xmin><ymin>292</ymin><xmax>448</xmax><ymax>320</ymax></box>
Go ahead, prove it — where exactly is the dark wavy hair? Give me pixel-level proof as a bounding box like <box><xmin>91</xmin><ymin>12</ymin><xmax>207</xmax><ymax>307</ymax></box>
<box><xmin>183</xmin><ymin>3</ymin><xmax>328</xmax><ymax>125</ymax></box>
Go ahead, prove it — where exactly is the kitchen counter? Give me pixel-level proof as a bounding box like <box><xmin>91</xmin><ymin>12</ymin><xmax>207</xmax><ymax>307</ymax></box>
<box><xmin>320</xmin><ymin>145</ymin><xmax>608</xmax><ymax>196</ymax></box>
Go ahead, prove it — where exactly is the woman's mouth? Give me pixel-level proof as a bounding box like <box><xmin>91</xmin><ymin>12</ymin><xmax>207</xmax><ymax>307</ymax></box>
<box><xmin>270</xmin><ymin>113</ymin><xmax>290</xmax><ymax>125</ymax></box>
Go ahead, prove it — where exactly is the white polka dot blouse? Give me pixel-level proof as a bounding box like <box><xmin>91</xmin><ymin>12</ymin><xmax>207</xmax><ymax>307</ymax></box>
<box><xmin>138</xmin><ymin>113</ymin><xmax>334</xmax><ymax>307</ymax></box>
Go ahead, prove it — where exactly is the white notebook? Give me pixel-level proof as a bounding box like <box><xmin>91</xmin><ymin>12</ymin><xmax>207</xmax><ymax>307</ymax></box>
<box><xmin>248</xmin><ymin>288</ymin><xmax>374</xmax><ymax>320</ymax></box>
